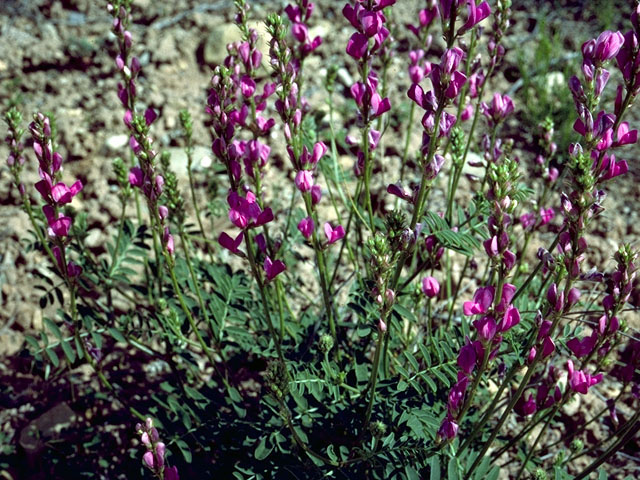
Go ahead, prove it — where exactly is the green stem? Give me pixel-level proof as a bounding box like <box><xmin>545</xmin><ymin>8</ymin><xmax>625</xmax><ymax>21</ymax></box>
<box><xmin>362</xmin><ymin>327</ymin><xmax>386</xmax><ymax>436</ymax></box>
<box><xmin>178</xmin><ymin>231</ymin><xmax>215</xmax><ymax>342</ymax></box>
<box><xmin>572</xmin><ymin>411</ymin><xmax>640</xmax><ymax>480</ymax></box>
<box><xmin>399</xmin><ymin>102</ymin><xmax>416</xmax><ymax>184</ymax></box>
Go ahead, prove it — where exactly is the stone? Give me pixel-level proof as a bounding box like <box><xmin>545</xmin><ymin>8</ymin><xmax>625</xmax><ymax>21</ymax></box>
<box><xmin>85</xmin><ymin>229</ymin><xmax>104</xmax><ymax>249</ymax></box>
<box><xmin>203</xmin><ymin>18</ymin><xmax>269</xmax><ymax>67</ymax></box>
<box><xmin>154</xmin><ymin>33</ymin><xmax>179</xmax><ymax>63</ymax></box>
<box><xmin>19</xmin><ymin>403</ymin><xmax>77</xmax><ymax>459</ymax></box>
<box><xmin>165</xmin><ymin>146</ymin><xmax>213</xmax><ymax>183</ymax></box>
<box><xmin>104</xmin><ymin>134</ymin><xmax>129</xmax><ymax>154</ymax></box>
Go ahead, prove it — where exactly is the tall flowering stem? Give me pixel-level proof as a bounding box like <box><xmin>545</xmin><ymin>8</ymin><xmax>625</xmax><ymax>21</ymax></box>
<box><xmin>466</xmin><ymin>11</ymin><xmax>640</xmax><ymax>475</ymax></box>
<box><xmin>445</xmin><ymin>0</ymin><xmax>510</xmax><ymax>223</ymax></box>
<box><xmin>343</xmin><ymin>0</ymin><xmax>395</xmax><ymax>230</ymax></box>
<box><xmin>266</xmin><ymin>12</ymin><xmax>342</xmax><ymax>342</ymax></box>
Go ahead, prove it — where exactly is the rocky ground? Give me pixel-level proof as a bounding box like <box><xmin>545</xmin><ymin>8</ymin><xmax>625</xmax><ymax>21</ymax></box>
<box><xmin>0</xmin><ymin>0</ymin><xmax>639</xmax><ymax>478</ymax></box>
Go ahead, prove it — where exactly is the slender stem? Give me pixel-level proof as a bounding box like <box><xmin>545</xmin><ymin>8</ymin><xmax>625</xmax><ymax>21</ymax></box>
<box><xmin>243</xmin><ymin>232</ymin><xmax>288</xmax><ymax>370</ymax></box>
<box><xmin>514</xmin><ymin>403</ymin><xmax>559</xmax><ymax>480</ymax></box>
<box><xmin>572</xmin><ymin>411</ymin><xmax>640</xmax><ymax>480</ymax></box>
<box><xmin>399</xmin><ymin>102</ymin><xmax>416</xmax><ymax>184</ymax></box>
<box><xmin>178</xmin><ymin>231</ymin><xmax>215</xmax><ymax>342</ymax></box>
<box><xmin>362</xmin><ymin>327</ymin><xmax>386</xmax><ymax>436</ymax></box>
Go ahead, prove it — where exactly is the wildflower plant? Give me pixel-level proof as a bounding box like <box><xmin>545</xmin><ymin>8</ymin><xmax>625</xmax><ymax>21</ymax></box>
<box><xmin>4</xmin><ymin>0</ymin><xmax>640</xmax><ymax>478</ymax></box>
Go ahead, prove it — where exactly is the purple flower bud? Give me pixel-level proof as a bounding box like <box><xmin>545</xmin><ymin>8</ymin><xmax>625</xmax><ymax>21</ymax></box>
<box><xmin>422</xmin><ymin>276</ymin><xmax>440</xmax><ymax>298</ymax></box>
<box><xmin>295</xmin><ymin>169</ymin><xmax>314</xmax><ymax>192</ymax></box>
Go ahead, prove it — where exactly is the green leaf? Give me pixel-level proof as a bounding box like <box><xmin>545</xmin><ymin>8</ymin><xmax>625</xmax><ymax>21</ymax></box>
<box><xmin>25</xmin><ymin>335</ymin><xmax>40</xmax><ymax>351</ymax></box>
<box><xmin>254</xmin><ymin>436</ymin><xmax>272</xmax><ymax>461</ymax></box>
<box><xmin>44</xmin><ymin>318</ymin><xmax>62</xmax><ymax>340</ymax></box>
<box><xmin>108</xmin><ymin>327</ymin><xmax>127</xmax><ymax>344</ymax></box>
<box><xmin>487</xmin><ymin>466</ymin><xmax>500</xmax><ymax>480</ymax></box>
<box><xmin>405</xmin><ymin>465</ymin><xmax>421</xmax><ymax>480</ymax></box>
<box><xmin>61</xmin><ymin>340</ymin><xmax>76</xmax><ymax>364</ymax></box>
<box><xmin>447</xmin><ymin>456</ymin><xmax>460</xmax><ymax>480</ymax></box>
<box><xmin>175</xmin><ymin>439</ymin><xmax>192</xmax><ymax>463</ymax></box>
<box><xmin>430</xmin><ymin>456</ymin><xmax>441</xmax><ymax>480</ymax></box>
<box><xmin>45</xmin><ymin>347</ymin><xmax>60</xmax><ymax>368</ymax></box>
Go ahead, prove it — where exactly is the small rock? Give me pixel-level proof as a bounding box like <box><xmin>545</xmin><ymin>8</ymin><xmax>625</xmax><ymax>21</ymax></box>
<box><xmin>104</xmin><ymin>134</ymin><xmax>129</xmax><ymax>153</ymax></box>
<box><xmin>19</xmin><ymin>403</ymin><xmax>77</xmax><ymax>459</ymax></box>
<box><xmin>85</xmin><ymin>229</ymin><xmax>104</xmax><ymax>249</ymax></box>
<box><xmin>203</xmin><ymin>18</ymin><xmax>269</xmax><ymax>66</ymax></box>
<box><xmin>165</xmin><ymin>146</ymin><xmax>214</xmax><ymax>182</ymax></box>
<box><xmin>154</xmin><ymin>34</ymin><xmax>178</xmax><ymax>63</ymax></box>
<box><xmin>337</xmin><ymin>67</ymin><xmax>354</xmax><ymax>88</ymax></box>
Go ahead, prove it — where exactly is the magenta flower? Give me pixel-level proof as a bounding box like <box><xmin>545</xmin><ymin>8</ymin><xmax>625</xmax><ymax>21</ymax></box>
<box><xmin>438</xmin><ymin>415</ymin><xmax>459</xmax><ymax>441</ymax></box>
<box><xmin>473</xmin><ymin>315</ymin><xmax>497</xmax><ymax>342</ymax></box>
<box><xmin>324</xmin><ymin>223</ymin><xmax>345</xmax><ymax>244</ymax></box>
<box><xmin>515</xmin><ymin>393</ymin><xmax>537</xmax><ymax>416</ymax></box>
<box><xmin>297</xmin><ymin>216</ymin><xmax>315</xmax><ymax>239</ymax></box>
<box><xmin>447</xmin><ymin>373</ymin><xmax>469</xmax><ymax>414</ymax></box>
<box><xmin>583</xmin><ymin>30</ymin><xmax>625</xmax><ymax>65</ymax></box>
<box><xmin>520</xmin><ymin>212</ymin><xmax>535</xmax><ymax>230</ymax></box>
<box><xmin>499</xmin><ymin>305</ymin><xmax>520</xmax><ymax>332</ymax></box>
<box><xmin>421</xmin><ymin>276</ymin><xmax>440</xmax><ymax>298</ymax></box>
<box><xmin>481</xmin><ymin>92</ymin><xmax>515</xmax><ymax>126</ymax></box>
<box><xmin>567</xmin><ymin>330</ymin><xmax>598</xmax><ymax>358</ymax></box>
<box><xmin>218</xmin><ymin>231</ymin><xmax>244</xmax><ymax>254</ymax></box>
<box><xmin>463</xmin><ymin>286</ymin><xmax>495</xmax><ymax>316</ymax></box>
<box><xmin>43</xmin><ymin>206</ymin><xmax>72</xmax><ymax>237</ymax></box>
<box><xmin>567</xmin><ymin>359</ymin><xmax>603</xmax><ymax>394</ymax></box>
<box><xmin>264</xmin><ymin>256</ymin><xmax>286</xmax><ymax>281</ymax></box>
<box><xmin>163</xmin><ymin>226</ymin><xmax>174</xmax><ymax>255</ymax></box>
<box><xmin>346</xmin><ymin>32</ymin><xmax>368</xmax><ymax>59</ymax></box>
<box><xmin>539</xmin><ymin>207</ymin><xmax>554</xmax><ymax>225</ymax></box>
<box><xmin>51</xmin><ymin>180</ymin><xmax>83</xmax><ymax>204</ymax></box>
<box><xmin>387</xmin><ymin>183</ymin><xmax>414</xmax><ymax>203</ymax></box>
<box><xmin>165</xmin><ymin>466</ymin><xmax>180</xmax><ymax>480</ymax></box>
<box><xmin>457</xmin><ymin>342</ymin><xmax>477</xmax><ymax>375</ymax></box>
<box><xmin>496</xmin><ymin>283</ymin><xmax>516</xmax><ymax>313</ymax></box>
<box><xmin>295</xmin><ymin>169</ymin><xmax>314</xmax><ymax>192</ymax></box>
<box><xmin>458</xmin><ymin>0</ymin><xmax>491</xmax><ymax>35</ymax></box>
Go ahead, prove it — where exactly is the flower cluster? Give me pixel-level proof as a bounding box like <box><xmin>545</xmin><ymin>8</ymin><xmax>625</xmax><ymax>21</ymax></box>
<box><xmin>268</xmin><ymin>12</ymin><xmax>344</xmax><ymax>248</ymax></box>
<box><xmin>439</xmin><ymin>282</ymin><xmax>521</xmax><ymax>440</ymax></box>
<box><xmin>136</xmin><ymin>418</ymin><xmax>179</xmax><ymax>480</ymax></box>
<box><xmin>4</xmin><ymin>108</ymin><xmax>27</xmax><ymax>198</ymax></box>
<box><xmin>108</xmin><ymin>0</ymin><xmax>174</xmax><ymax>255</ymax></box>
<box><xmin>343</xmin><ymin>0</ymin><xmax>394</xmax><ymax>180</ymax></box>
<box><xmin>284</xmin><ymin>0</ymin><xmax>322</xmax><ymax>59</ymax></box>
<box><xmin>29</xmin><ymin>113</ymin><xmax>83</xmax><ymax>278</ymax></box>
<box><xmin>406</xmin><ymin>1</ymin><xmax>437</xmax><ymax>41</ymax></box>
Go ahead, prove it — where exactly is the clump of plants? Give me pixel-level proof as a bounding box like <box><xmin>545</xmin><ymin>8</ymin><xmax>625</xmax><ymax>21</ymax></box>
<box><xmin>3</xmin><ymin>0</ymin><xmax>640</xmax><ymax>478</ymax></box>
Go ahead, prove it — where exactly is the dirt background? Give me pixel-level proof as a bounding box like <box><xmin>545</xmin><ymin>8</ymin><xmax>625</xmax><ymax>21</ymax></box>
<box><xmin>0</xmin><ymin>0</ymin><xmax>639</xmax><ymax>478</ymax></box>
